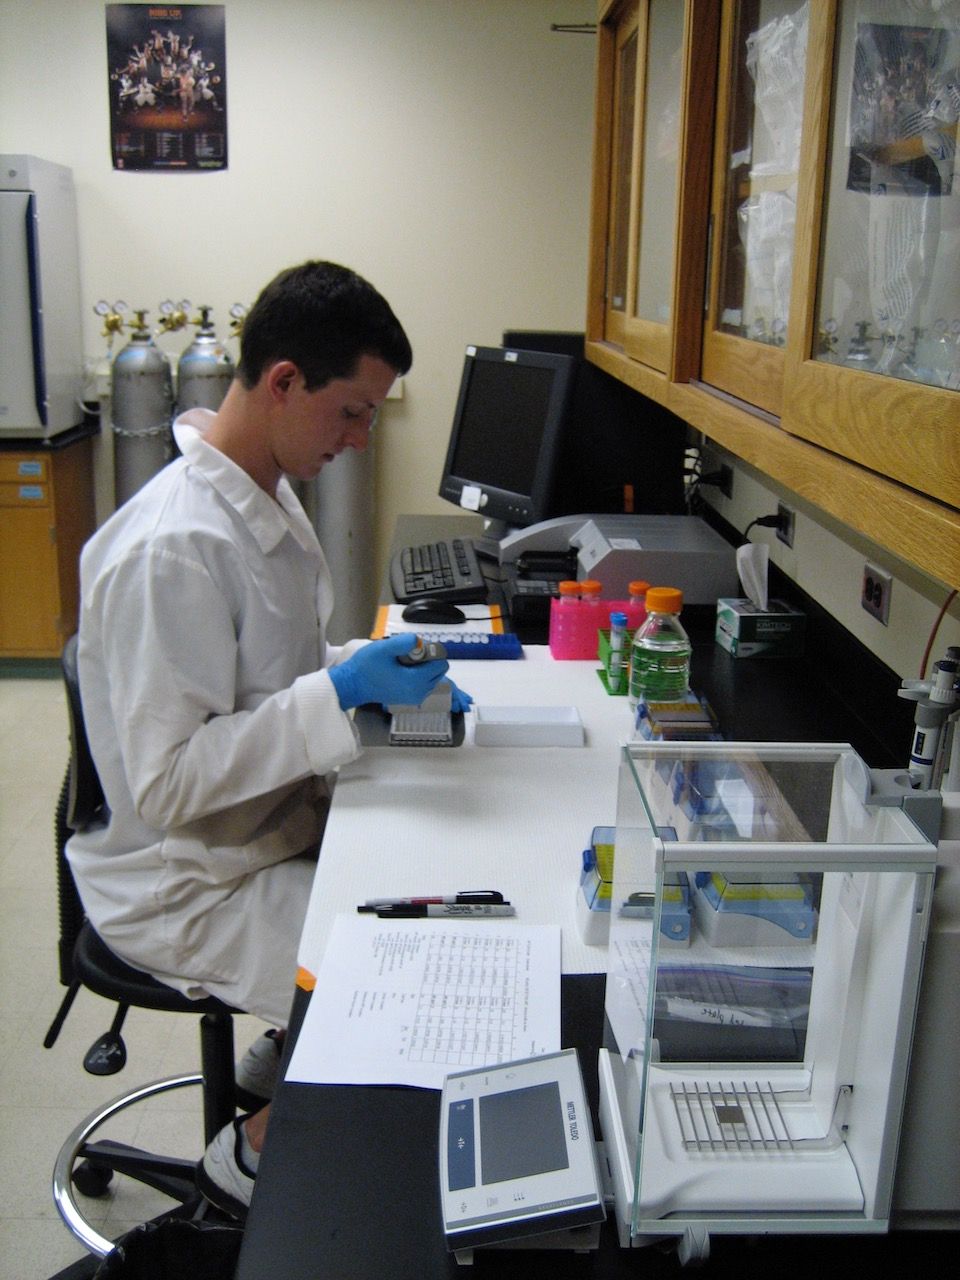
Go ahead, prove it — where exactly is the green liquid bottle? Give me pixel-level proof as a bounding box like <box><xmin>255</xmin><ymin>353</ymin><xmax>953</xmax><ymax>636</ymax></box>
<box><xmin>627</xmin><ymin>586</ymin><xmax>691</xmax><ymax>707</ymax></box>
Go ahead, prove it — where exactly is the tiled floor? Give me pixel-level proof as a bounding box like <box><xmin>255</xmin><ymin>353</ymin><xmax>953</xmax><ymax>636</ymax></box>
<box><xmin>0</xmin><ymin>673</ymin><xmax>268</xmax><ymax>1279</ymax></box>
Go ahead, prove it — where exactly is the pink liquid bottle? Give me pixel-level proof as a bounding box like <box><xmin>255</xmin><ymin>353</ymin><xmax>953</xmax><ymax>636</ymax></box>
<box><xmin>578</xmin><ymin>578</ymin><xmax>603</xmax><ymax>655</ymax></box>
<box><xmin>549</xmin><ymin>580</ymin><xmax>582</xmax><ymax>658</ymax></box>
<box><xmin>624</xmin><ymin>579</ymin><xmax>649</xmax><ymax>631</ymax></box>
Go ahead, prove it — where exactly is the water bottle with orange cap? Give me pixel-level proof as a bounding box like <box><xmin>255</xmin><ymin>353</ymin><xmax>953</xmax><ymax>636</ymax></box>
<box><xmin>627</xmin><ymin>586</ymin><xmax>691</xmax><ymax>707</ymax></box>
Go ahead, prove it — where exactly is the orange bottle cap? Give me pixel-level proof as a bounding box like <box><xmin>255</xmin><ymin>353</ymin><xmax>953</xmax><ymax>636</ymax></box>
<box><xmin>579</xmin><ymin>579</ymin><xmax>602</xmax><ymax>597</ymax></box>
<box><xmin>558</xmin><ymin>580</ymin><xmax>580</xmax><ymax>597</ymax></box>
<box><xmin>628</xmin><ymin>580</ymin><xmax>650</xmax><ymax>596</ymax></box>
<box><xmin>645</xmin><ymin>586</ymin><xmax>683</xmax><ymax>613</ymax></box>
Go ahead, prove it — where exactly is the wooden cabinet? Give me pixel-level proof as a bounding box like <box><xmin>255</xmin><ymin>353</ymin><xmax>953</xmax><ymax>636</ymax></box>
<box><xmin>0</xmin><ymin>435</ymin><xmax>95</xmax><ymax>657</ymax></box>
<box><xmin>587</xmin><ymin>0</ymin><xmax>960</xmax><ymax>588</ymax></box>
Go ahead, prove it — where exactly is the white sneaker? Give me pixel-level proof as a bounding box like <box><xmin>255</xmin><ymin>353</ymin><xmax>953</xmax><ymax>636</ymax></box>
<box><xmin>235</xmin><ymin>1029</ymin><xmax>282</xmax><ymax>1107</ymax></box>
<box><xmin>196</xmin><ymin>1117</ymin><xmax>256</xmax><ymax>1219</ymax></box>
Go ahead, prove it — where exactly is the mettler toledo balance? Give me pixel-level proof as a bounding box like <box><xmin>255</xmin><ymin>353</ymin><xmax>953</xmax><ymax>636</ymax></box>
<box><xmin>599</xmin><ymin>741</ymin><xmax>936</xmax><ymax>1263</ymax></box>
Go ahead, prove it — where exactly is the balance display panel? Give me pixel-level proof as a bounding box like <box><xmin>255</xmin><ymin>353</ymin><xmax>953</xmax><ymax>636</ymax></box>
<box><xmin>439</xmin><ymin>1048</ymin><xmax>605</xmax><ymax>1251</ymax></box>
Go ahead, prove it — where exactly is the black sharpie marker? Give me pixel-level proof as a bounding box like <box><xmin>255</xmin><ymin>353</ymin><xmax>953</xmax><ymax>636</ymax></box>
<box><xmin>369</xmin><ymin>903</ymin><xmax>515</xmax><ymax>919</ymax></box>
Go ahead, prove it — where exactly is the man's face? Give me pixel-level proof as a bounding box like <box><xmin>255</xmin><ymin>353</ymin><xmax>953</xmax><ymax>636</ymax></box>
<box><xmin>271</xmin><ymin>353</ymin><xmax>397</xmax><ymax>483</ymax></box>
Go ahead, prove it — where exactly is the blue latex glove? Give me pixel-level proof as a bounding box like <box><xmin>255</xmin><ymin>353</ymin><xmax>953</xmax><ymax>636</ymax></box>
<box><xmin>446</xmin><ymin>680</ymin><xmax>474</xmax><ymax>715</ymax></box>
<box><xmin>329</xmin><ymin>635</ymin><xmax>449</xmax><ymax>710</ymax></box>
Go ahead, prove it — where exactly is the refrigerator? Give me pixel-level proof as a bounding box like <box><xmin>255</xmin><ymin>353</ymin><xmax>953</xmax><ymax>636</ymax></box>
<box><xmin>0</xmin><ymin>154</ymin><xmax>84</xmax><ymax>439</ymax></box>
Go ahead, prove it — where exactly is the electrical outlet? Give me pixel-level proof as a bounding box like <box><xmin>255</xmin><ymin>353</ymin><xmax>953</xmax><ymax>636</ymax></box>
<box><xmin>861</xmin><ymin>562</ymin><xmax>892</xmax><ymax>624</ymax></box>
<box><xmin>776</xmin><ymin>503</ymin><xmax>795</xmax><ymax>548</ymax></box>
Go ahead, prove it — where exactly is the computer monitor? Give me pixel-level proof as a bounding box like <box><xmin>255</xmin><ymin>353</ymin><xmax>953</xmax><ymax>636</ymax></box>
<box><xmin>438</xmin><ymin>344</ymin><xmax>576</xmax><ymax>554</ymax></box>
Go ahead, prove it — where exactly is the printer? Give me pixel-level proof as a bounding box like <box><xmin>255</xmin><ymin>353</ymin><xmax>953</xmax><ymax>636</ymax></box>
<box><xmin>498</xmin><ymin>515</ymin><xmax>739</xmax><ymax>636</ymax></box>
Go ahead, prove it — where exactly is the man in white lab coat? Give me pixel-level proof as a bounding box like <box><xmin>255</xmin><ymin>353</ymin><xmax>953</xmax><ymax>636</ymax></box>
<box><xmin>68</xmin><ymin>260</ymin><xmax>460</xmax><ymax>1215</ymax></box>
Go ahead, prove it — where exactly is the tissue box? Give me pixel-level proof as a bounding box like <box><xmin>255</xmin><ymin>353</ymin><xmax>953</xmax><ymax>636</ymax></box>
<box><xmin>715</xmin><ymin>598</ymin><xmax>805</xmax><ymax>658</ymax></box>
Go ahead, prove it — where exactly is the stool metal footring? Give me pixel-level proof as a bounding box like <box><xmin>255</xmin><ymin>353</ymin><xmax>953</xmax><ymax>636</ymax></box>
<box><xmin>52</xmin><ymin>1072</ymin><xmax>202</xmax><ymax>1257</ymax></box>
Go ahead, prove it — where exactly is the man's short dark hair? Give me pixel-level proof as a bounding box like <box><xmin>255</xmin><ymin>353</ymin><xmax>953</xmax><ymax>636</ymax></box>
<box><xmin>236</xmin><ymin>260</ymin><xmax>413</xmax><ymax>390</ymax></box>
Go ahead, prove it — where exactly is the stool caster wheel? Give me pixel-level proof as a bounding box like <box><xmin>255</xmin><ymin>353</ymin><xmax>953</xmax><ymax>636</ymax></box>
<box><xmin>73</xmin><ymin>1160</ymin><xmax>114</xmax><ymax>1198</ymax></box>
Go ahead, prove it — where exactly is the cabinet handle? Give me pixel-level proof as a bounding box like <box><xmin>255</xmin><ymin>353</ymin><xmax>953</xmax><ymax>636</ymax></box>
<box><xmin>703</xmin><ymin>213</ymin><xmax>714</xmax><ymax>316</ymax></box>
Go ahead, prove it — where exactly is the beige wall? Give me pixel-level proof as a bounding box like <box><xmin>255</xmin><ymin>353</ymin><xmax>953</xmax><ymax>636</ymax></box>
<box><xmin>697</xmin><ymin>446</ymin><xmax>960</xmax><ymax>679</ymax></box>
<box><xmin>0</xmin><ymin>0</ymin><xmax>597</xmax><ymax>570</ymax></box>
<box><xmin>4</xmin><ymin>0</ymin><xmax>957</xmax><ymax>683</ymax></box>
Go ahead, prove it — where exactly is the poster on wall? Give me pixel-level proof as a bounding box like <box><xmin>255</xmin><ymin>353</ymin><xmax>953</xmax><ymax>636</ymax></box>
<box><xmin>106</xmin><ymin>4</ymin><xmax>227</xmax><ymax>171</ymax></box>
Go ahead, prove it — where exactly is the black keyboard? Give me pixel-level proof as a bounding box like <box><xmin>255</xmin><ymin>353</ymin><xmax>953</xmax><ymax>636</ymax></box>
<box><xmin>390</xmin><ymin>537</ymin><xmax>488</xmax><ymax>604</ymax></box>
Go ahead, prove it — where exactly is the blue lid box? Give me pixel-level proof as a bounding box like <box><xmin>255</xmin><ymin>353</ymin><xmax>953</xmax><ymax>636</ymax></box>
<box><xmin>577</xmin><ymin>826</ymin><xmax>692</xmax><ymax>946</ymax></box>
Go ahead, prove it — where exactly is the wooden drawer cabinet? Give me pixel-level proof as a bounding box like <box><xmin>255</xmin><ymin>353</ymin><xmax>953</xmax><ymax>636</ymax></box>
<box><xmin>0</xmin><ymin>435</ymin><xmax>95</xmax><ymax>657</ymax></box>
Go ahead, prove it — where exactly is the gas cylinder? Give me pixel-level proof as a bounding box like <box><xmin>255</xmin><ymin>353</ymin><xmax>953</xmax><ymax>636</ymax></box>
<box><xmin>177</xmin><ymin>306</ymin><xmax>235</xmax><ymax>412</ymax></box>
<box><xmin>111</xmin><ymin>310</ymin><xmax>174</xmax><ymax>505</ymax></box>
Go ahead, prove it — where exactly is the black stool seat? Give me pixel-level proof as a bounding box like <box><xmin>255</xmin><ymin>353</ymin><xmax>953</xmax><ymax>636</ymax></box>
<box><xmin>74</xmin><ymin>922</ymin><xmax>238</xmax><ymax>1018</ymax></box>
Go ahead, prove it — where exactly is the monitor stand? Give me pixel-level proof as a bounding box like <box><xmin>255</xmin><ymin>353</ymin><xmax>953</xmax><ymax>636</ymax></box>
<box><xmin>473</xmin><ymin>518</ymin><xmax>515</xmax><ymax>561</ymax></box>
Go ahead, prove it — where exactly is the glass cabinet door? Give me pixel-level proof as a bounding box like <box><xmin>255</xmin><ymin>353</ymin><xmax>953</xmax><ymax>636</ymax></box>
<box><xmin>701</xmin><ymin>1</ymin><xmax>812</xmax><ymax>416</ymax></box>
<box><xmin>631</xmin><ymin>0</ymin><xmax>685</xmax><ymax>343</ymax></box>
<box><xmin>603</xmin><ymin>5</ymin><xmax>640</xmax><ymax>350</ymax></box>
<box><xmin>593</xmin><ymin>1</ymin><xmax>719</xmax><ymax>380</ymax></box>
<box><xmin>816</xmin><ymin>1</ymin><xmax>960</xmax><ymax>389</ymax></box>
<box><xmin>783</xmin><ymin>0</ymin><xmax>959</xmax><ymax>509</ymax></box>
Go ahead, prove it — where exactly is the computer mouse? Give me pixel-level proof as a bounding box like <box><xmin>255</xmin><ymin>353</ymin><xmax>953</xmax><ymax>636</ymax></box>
<box><xmin>401</xmin><ymin>598</ymin><xmax>467</xmax><ymax>625</ymax></box>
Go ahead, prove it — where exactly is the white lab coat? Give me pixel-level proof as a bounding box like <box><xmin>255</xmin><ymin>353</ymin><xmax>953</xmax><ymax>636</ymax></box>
<box><xmin>67</xmin><ymin>411</ymin><xmax>364</xmax><ymax>1024</ymax></box>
